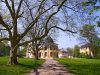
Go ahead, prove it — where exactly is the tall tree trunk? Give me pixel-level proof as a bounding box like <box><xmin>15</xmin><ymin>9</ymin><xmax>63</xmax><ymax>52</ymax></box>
<box><xmin>92</xmin><ymin>50</ymin><xmax>97</xmax><ymax>58</ymax></box>
<box><xmin>9</xmin><ymin>12</ymin><xmax>18</xmax><ymax>64</ymax></box>
<box><xmin>9</xmin><ymin>49</ymin><xmax>18</xmax><ymax>64</ymax></box>
<box><xmin>34</xmin><ymin>49</ymin><xmax>39</xmax><ymax>60</ymax></box>
<box><xmin>9</xmin><ymin>42</ymin><xmax>18</xmax><ymax>65</ymax></box>
<box><xmin>90</xmin><ymin>46</ymin><xmax>98</xmax><ymax>58</ymax></box>
<box><xmin>35</xmin><ymin>49</ymin><xmax>39</xmax><ymax>60</ymax></box>
<box><xmin>32</xmin><ymin>41</ymin><xmax>39</xmax><ymax>60</ymax></box>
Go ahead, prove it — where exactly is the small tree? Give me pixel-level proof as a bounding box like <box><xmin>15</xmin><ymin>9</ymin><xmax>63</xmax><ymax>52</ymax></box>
<box><xmin>67</xmin><ymin>47</ymin><xmax>74</xmax><ymax>57</ymax></box>
<box><xmin>73</xmin><ymin>45</ymin><xmax>80</xmax><ymax>57</ymax></box>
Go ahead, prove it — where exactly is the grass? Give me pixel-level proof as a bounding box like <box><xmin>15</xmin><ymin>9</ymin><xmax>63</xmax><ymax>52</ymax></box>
<box><xmin>57</xmin><ymin>58</ymin><xmax>100</xmax><ymax>75</ymax></box>
<box><xmin>0</xmin><ymin>56</ymin><xmax>44</xmax><ymax>75</ymax></box>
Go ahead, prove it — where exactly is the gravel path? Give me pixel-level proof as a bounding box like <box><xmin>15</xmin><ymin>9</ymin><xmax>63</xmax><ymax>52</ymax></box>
<box><xmin>27</xmin><ymin>59</ymin><xmax>73</xmax><ymax>75</ymax></box>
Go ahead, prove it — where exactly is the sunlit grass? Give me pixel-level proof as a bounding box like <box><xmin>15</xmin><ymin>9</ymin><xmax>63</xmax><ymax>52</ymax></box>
<box><xmin>0</xmin><ymin>57</ymin><xmax>44</xmax><ymax>75</ymax></box>
<box><xmin>57</xmin><ymin>58</ymin><xmax>100</xmax><ymax>75</ymax></box>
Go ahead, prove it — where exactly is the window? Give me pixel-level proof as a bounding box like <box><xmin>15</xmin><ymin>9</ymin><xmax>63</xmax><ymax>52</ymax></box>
<box><xmin>45</xmin><ymin>52</ymin><xmax>47</xmax><ymax>57</ymax></box>
<box><xmin>39</xmin><ymin>52</ymin><xmax>41</xmax><ymax>57</ymax></box>
<box><xmin>44</xmin><ymin>46</ymin><xmax>47</xmax><ymax>50</ymax></box>
<box><xmin>50</xmin><ymin>47</ymin><xmax>52</xmax><ymax>50</ymax></box>
<box><xmin>50</xmin><ymin>52</ymin><xmax>52</xmax><ymax>57</ymax></box>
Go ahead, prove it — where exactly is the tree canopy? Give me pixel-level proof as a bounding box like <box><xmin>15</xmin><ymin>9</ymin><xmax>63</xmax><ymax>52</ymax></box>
<box><xmin>80</xmin><ymin>24</ymin><xmax>100</xmax><ymax>58</ymax></box>
<box><xmin>0</xmin><ymin>0</ymin><xmax>98</xmax><ymax>64</ymax></box>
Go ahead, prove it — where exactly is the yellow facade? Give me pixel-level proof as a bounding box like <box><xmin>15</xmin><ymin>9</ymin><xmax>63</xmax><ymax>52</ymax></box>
<box><xmin>39</xmin><ymin>48</ymin><xmax>58</xmax><ymax>59</ymax></box>
<box><xmin>26</xmin><ymin>43</ymin><xmax>58</xmax><ymax>59</ymax></box>
<box><xmin>80</xmin><ymin>47</ymin><xmax>90</xmax><ymax>54</ymax></box>
<box><xmin>80</xmin><ymin>47</ymin><xmax>93</xmax><ymax>56</ymax></box>
<box><xmin>26</xmin><ymin>37</ymin><xmax>58</xmax><ymax>59</ymax></box>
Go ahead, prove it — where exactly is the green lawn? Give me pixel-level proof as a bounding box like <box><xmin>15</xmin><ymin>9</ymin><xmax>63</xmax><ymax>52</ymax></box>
<box><xmin>57</xmin><ymin>58</ymin><xmax>100</xmax><ymax>75</ymax></box>
<box><xmin>0</xmin><ymin>57</ymin><xmax>44</xmax><ymax>75</ymax></box>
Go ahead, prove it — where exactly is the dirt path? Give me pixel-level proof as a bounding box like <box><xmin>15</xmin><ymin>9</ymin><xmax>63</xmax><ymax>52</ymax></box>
<box><xmin>27</xmin><ymin>59</ymin><xmax>73</xmax><ymax>75</ymax></box>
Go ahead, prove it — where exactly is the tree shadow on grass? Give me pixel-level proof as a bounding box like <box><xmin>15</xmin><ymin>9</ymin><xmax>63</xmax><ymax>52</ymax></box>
<box><xmin>34</xmin><ymin>68</ymin><xmax>39</xmax><ymax>75</ymax></box>
<box><xmin>17</xmin><ymin>63</ymin><xmax>40</xmax><ymax>75</ymax></box>
<box><xmin>18</xmin><ymin>63</ymin><xmax>34</xmax><ymax>68</ymax></box>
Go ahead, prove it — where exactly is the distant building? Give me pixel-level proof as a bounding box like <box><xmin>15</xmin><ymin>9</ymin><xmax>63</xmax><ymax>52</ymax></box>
<box><xmin>26</xmin><ymin>36</ymin><xmax>58</xmax><ymax>59</ymax></box>
<box><xmin>58</xmin><ymin>48</ymin><xmax>73</xmax><ymax>58</ymax></box>
<box><xmin>58</xmin><ymin>50</ymin><xmax>68</xmax><ymax>58</ymax></box>
<box><xmin>39</xmin><ymin>43</ymin><xmax>58</xmax><ymax>59</ymax></box>
<box><xmin>80</xmin><ymin>43</ymin><xmax>93</xmax><ymax>56</ymax></box>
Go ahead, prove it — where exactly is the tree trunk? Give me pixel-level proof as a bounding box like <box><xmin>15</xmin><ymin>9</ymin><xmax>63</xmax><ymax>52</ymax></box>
<box><xmin>9</xmin><ymin>13</ymin><xmax>18</xmax><ymax>64</ymax></box>
<box><xmin>90</xmin><ymin>46</ymin><xmax>97</xmax><ymax>59</ymax></box>
<box><xmin>92</xmin><ymin>50</ymin><xmax>97</xmax><ymax>58</ymax></box>
<box><xmin>34</xmin><ymin>50</ymin><xmax>39</xmax><ymax>60</ymax></box>
<box><xmin>9</xmin><ymin>42</ymin><xmax>18</xmax><ymax>65</ymax></box>
<box><xmin>32</xmin><ymin>41</ymin><xmax>39</xmax><ymax>60</ymax></box>
<box><xmin>9</xmin><ymin>50</ymin><xmax>18</xmax><ymax>64</ymax></box>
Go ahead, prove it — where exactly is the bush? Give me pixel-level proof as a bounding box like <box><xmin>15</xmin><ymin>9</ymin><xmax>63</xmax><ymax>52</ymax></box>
<box><xmin>79</xmin><ymin>53</ymin><xmax>89</xmax><ymax>58</ymax></box>
<box><xmin>0</xmin><ymin>42</ymin><xmax>10</xmax><ymax>56</ymax></box>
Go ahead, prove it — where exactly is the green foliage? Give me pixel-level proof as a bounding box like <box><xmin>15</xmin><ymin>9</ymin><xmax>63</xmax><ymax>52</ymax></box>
<box><xmin>81</xmin><ymin>2</ymin><xmax>92</xmax><ymax>6</ymax></box>
<box><xmin>21</xmin><ymin>44</ymin><xmax>28</xmax><ymax>56</ymax></box>
<box><xmin>57</xmin><ymin>58</ymin><xmax>100</xmax><ymax>75</ymax></box>
<box><xmin>96</xmin><ymin>50</ymin><xmax>100</xmax><ymax>58</ymax></box>
<box><xmin>17</xmin><ymin>44</ymin><xmax>28</xmax><ymax>57</ymax></box>
<box><xmin>81</xmin><ymin>0</ymin><xmax>99</xmax><ymax>14</ymax></box>
<box><xmin>67</xmin><ymin>48</ymin><xmax>74</xmax><ymax>56</ymax></box>
<box><xmin>0</xmin><ymin>42</ymin><xmax>10</xmax><ymax>56</ymax></box>
<box><xmin>97</xmin><ymin>21</ymin><xmax>100</xmax><ymax>27</ymax></box>
<box><xmin>80</xmin><ymin>24</ymin><xmax>100</xmax><ymax>58</ymax></box>
<box><xmin>89</xmin><ymin>6</ymin><xmax>100</xmax><ymax>14</ymax></box>
<box><xmin>79</xmin><ymin>53</ymin><xmax>90</xmax><ymax>58</ymax></box>
<box><xmin>73</xmin><ymin>45</ymin><xmax>80</xmax><ymax>57</ymax></box>
<box><xmin>80</xmin><ymin>24</ymin><xmax>96</xmax><ymax>38</ymax></box>
<box><xmin>89</xmin><ymin>7</ymin><xmax>95</xmax><ymax>15</ymax></box>
<box><xmin>0</xmin><ymin>57</ymin><xmax>44</xmax><ymax>75</ymax></box>
<box><xmin>80</xmin><ymin>24</ymin><xmax>98</xmax><ymax>44</ymax></box>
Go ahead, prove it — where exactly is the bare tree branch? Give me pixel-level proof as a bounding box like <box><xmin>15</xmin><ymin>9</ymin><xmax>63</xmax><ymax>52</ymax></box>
<box><xmin>49</xmin><ymin>26</ymin><xmax>77</xmax><ymax>33</ymax></box>
<box><xmin>5</xmin><ymin>0</ymin><xmax>13</xmax><ymax>18</ymax></box>
<box><xmin>0</xmin><ymin>15</ymin><xmax>12</xmax><ymax>37</ymax></box>
<box><xmin>63</xmin><ymin>5</ymin><xmax>81</xmax><ymax>13</ymax></box>
<box><xmin>18</xmin><ymin>0</ymin><xmax>67</xmax><ymax>46</ymax></box>
<box><xmin>11</xmin><ymin>0</ymin><xmax>15</xmax><ymax>14</ymax></box>
<box><xmin>16</xmin><ymin>0</ymin><xmax>24</xmax><ymax>18</ymax></box>
<box><xmin>0</xmin><ymin>28</ymin><xmax>7</xmax><ymax>30</ymax></box>
<box><xmin>0</xmin><ymin>38</ymin><xmax>9</xmax><ymax>42</ymax></box>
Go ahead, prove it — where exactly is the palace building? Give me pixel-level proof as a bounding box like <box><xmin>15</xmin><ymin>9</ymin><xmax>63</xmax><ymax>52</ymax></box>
<box><xmin>26</xmin><ymin>37</ymin><xmax>59</xmax><ymax>59</ymax></box>
<box><xmin>39</xmin><ymin>42</ymin><xmax>58</xmax><ymax>59</ymax></box>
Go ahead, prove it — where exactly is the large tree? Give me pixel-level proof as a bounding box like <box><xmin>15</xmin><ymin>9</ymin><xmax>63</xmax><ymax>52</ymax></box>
<box><xmin>0</xmin><ymin>0</ymin><xmax>79</xmax><ymax>64</ymax></box>
<box><xmin>25</xmin><ymin>8</ymin><xmax>59</xmax><ymax>60</ymax></box>
<box><xmin>80</xmin><ymin>24</ymin><xmax>100</xmax><ymax>58</ymax></box>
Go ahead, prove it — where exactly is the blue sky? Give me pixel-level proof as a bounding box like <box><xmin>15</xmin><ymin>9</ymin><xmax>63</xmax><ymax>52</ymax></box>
<box><xmin>57</xmin><ymin>31</ymin><xmax>79</xmax><ymax>49</ymax></box>
<box><xmin>57</xmin><ymin>10</ymin><xmax>100</xmax><ymax>49</ymax></box>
